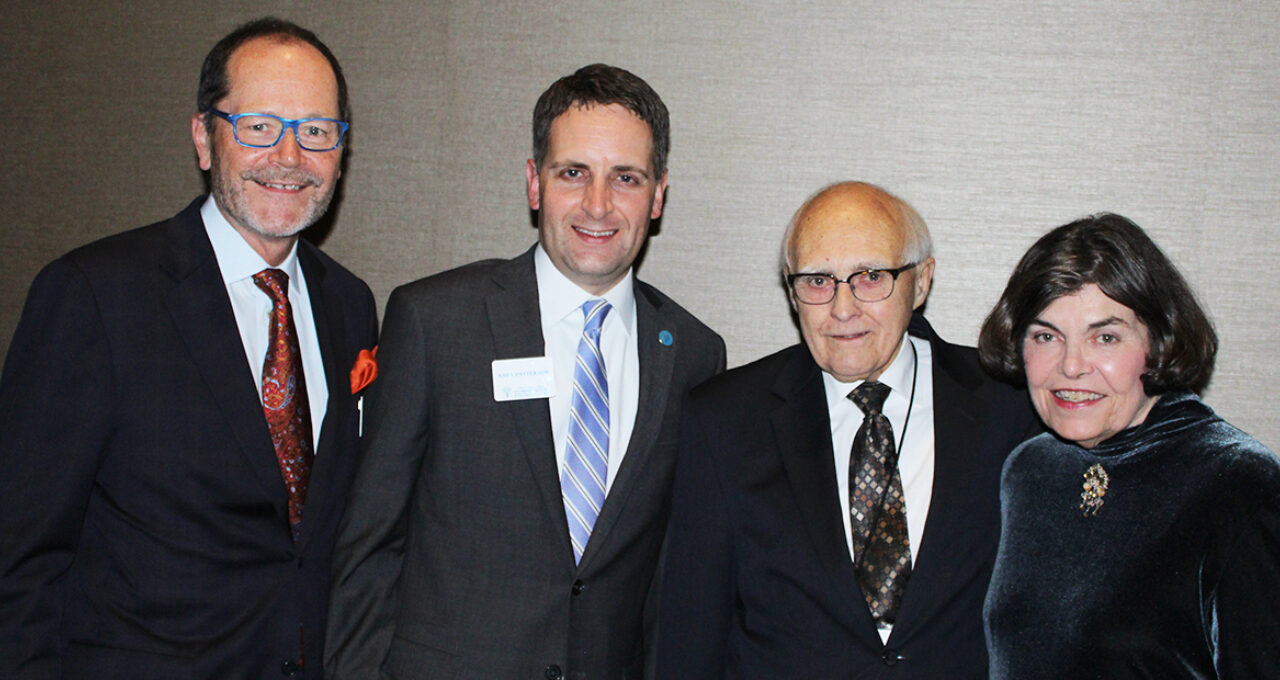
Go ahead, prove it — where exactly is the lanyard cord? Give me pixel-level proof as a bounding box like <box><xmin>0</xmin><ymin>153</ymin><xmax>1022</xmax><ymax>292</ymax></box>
<box><xmin>896</xmin><ymin>338</ymin><xmax>918</xmax><ymax>453</ymax></box>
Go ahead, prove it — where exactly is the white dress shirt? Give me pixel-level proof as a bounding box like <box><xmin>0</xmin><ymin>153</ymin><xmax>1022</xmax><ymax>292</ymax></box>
<box><xmin>535</xmin><ymin>244</ymin><xmax>640</xmax><ymax>493</ymax></box>
<box><xmin>201</xmin><ymin>197</ymin><xmax>328</xmax><ymax>451</ymax></box>
<box><xmin>822</xmin><ymin>333</ymin><xmax>935</xmax><ymax>641</ymax></box>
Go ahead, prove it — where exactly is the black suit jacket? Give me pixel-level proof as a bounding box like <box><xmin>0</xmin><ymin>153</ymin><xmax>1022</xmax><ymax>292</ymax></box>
<box><xmin>326</xmin><ymin>247</ymin><xmax>725</xmax><ymax>680</ymax></box>
<box><xmin>656</xmin><ymin>316</ymin><xmax>1038</xmax><ymax>679</ymax></box>
<box><xmin>0</xmin><ymin>198</ymin><xmax>378</xmax><ymax>680</ymax></box>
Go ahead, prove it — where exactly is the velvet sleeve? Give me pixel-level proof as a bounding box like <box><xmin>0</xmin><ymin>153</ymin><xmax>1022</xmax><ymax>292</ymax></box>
<box><xmin>1213</xmin><ymin>474</ymin><xmax>1280</xmax><ymax>678</ymax></box>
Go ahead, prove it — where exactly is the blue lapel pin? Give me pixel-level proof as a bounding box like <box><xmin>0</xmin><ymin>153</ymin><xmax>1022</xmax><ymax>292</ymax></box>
<box><xmin>658</xmin><ymin>330</ymin><xmax>674</xmax><ymax>346</ymax></box>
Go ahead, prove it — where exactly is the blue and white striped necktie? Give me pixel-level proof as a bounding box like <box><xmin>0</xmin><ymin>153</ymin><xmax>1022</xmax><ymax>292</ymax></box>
<box><xmin>562</xmin><ymin>298</ymin><xmax>611</xmax><ymax>564</ymax></box>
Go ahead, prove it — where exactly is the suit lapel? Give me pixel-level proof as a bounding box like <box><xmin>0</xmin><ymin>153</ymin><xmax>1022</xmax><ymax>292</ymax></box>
<box><xmin>892</xmin><ymin>318</ymin><xmax>986</xmax><ymax>633</ymax></box>
<box><xmin>772</xmin><ymin>348</ymin><xmax>878</xmax><ymax>638</ymax></box>
<box><xmin>577</xmin><ymin>282</ymin><xmax>675</xmax><ymax>570</ymax></box>
<box><xmin>485</xmin><ymin>250</ymin><xmax>566</xmax><ymax>553</ymax></box>
<box><xmin>294</xmin><ymin>244</ymin><xmax>344</xmax><ymax>551</ymax></box>
<box><xmin>160</xmin><ymin>201</ymin><xmax>287</xmax><ymax>522</ymax></box>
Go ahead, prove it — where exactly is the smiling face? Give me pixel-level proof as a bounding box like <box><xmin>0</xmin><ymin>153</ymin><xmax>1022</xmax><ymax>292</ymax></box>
<box><xmin>191</xmin><ymin>36</ymin><xmax>343</xmax><ymax>264</ymax></box>
<box><xmin>1022</xmin><ymin>283</ymin><xmax>1158</xmax><ymax>448</ymax></box>
<box><xmin>787</xmin><ymin>184</ymin><xmax>934</xmax><ymax>383</ymax></box>
<box><xmin>526</xmin><ymin>103</ymin><xmax>667</xmax><ymax>295</ymax></box>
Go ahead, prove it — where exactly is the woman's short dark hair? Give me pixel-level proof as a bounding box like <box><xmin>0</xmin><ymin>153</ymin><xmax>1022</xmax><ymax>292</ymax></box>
<box><xmin>978</xmin><ymin>213</ymin><xmax>1217</xmax><ymax>395</ymax></box>
<box><xmin>531</xmin><ymin>63</ymin><xmax>669</xmax><ymax>179</ymax></box>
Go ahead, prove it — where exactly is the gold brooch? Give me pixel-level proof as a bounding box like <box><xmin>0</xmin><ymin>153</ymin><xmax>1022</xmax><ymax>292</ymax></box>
<box><xmin>1080</xmin><ymin>463</ymin><xmax>1109</xmax><ymax>516</ymax></box>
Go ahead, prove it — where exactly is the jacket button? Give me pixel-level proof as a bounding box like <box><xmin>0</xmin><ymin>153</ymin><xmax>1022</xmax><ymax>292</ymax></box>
<box><xmin>544</xmin><ymin>664</ymin><xmax>563</xmax><ymax>680</ymax></box>
<box><xmin>281</xmin><ymin>660</ymin><xmax>301</xmax><ymax>676</ymax></box>
<box><xmin>881</xmin><ymin>648</ymin><xmax>902</xmax><ymax>666</ymax></box>
<box><xmin>571</xmin><ymin>580</ymin><xmax>585</xmax><ymax>596</ymax></box>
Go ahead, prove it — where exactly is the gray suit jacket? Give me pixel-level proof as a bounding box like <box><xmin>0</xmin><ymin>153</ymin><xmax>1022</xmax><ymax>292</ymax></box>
<box><xmin>326</xmin><ymin>247</ymin><xmax>725</xmax><ymax>680</ymax></box>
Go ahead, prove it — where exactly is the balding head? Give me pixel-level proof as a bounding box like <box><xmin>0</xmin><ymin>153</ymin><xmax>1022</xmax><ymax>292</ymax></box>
<box><xmin>781</xmin><ymin>181</ymin><xmax>936</xmax><ymax>383</ymax></box>
<box><xmin>782</xmin><ymin>182</ymin><xmax>932</xmax><ymax>273</ymax></box>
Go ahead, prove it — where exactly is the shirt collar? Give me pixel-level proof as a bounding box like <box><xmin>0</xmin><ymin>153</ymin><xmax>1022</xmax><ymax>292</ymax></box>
<box><xmin>201</xmin><ymin>195</ymin><xmax>302</xmax><ymax>289</ymax></box>
<box><xmin>534</xmin><ymin>243</ymin><xmax>636</xmax><ymax>336</ymax></box>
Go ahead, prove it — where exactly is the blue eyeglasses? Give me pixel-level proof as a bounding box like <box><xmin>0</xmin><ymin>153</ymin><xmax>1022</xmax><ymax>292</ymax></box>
<box><xmin>209</xmin><ymin>109</ymin><xmax>349</xmax><ymax>151</ymax></box>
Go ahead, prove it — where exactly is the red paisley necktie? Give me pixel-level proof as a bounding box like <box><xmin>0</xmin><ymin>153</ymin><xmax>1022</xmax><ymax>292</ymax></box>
<box><xmin>253</xmin><ymin>268</ymin><xmax>314</xmax><ymax>544</ymax></box>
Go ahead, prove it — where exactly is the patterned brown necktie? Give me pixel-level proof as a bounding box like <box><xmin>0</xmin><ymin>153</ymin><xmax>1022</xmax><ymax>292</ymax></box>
<box><xmin>254</xmin><ymin>269</ymin><xmax>314</xmax><ymax>544</ymax></box>
<box><xmin>848</xmin><ymin>381</ymin><xmax>911</xmax><ymax>627</ymax></box>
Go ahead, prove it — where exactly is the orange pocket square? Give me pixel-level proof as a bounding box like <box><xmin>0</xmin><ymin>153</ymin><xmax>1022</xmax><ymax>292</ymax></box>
<box><xmin>350</xmin><ymin>347</ymin><xmax>378</xmax><ymax>394</ymax></box>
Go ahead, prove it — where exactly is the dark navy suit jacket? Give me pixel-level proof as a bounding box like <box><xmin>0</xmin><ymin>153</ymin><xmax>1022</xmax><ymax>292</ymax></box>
<box><xmin>657</xmin><ymin>316</ymin><xmax>1037</xmax><ymax>679</ymax></box>
<box><xmin>0</xmin><ymin>198</ymin><xmax>377</xmax><ymax>679</ymax></box>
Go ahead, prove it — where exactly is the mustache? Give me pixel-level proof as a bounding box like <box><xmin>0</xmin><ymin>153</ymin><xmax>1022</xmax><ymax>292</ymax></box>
<box><xmin>240</xmin><ymin>169</ymin><xmax>323</xmax><ymax>188</ymax></box>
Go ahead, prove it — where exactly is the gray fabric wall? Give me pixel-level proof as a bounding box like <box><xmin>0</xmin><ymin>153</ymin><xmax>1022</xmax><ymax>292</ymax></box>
<box><xmin>3</xmin><ymin>1</ymin><xmax>1277</xmax><ymax>448</ymax></box>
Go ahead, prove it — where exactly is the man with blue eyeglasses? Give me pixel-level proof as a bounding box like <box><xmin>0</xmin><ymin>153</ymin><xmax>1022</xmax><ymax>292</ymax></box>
<box><xmin>0</xmin><ymin>17</ymin><xmax>376</xmax><ymax>680</ymax></box>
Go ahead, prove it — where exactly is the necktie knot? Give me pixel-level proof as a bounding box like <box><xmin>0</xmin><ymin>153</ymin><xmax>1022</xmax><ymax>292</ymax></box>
<box><xmin>253</xmin><ymin>268</ymin><xmax>290</xmax><ymax>304</ymax></box>
<box><xmin>582</xmin><ymin>298</ymin><xmax>611</xmax><ymax>336</ymax></box>
<box><xmin>849</xmin><ymin>381</ymin><xmax>891</xmax><ymax>416</ymax></box>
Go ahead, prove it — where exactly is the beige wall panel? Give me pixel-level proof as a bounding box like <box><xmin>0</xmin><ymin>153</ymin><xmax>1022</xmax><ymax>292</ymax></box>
<box><xmin>2</xmin><ymin>1</ymin><xmax>1277</xmax><ymax>448</ymax></box>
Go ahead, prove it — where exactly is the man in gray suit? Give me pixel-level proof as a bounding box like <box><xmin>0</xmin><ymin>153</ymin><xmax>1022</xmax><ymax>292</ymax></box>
<box><xmin>326</xmin><ymin>64</ymin><xmax>725</xmax><ymax>680</ymax></box>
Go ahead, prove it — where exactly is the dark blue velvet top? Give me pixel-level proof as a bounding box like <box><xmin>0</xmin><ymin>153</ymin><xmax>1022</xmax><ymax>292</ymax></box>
<box><xmin>985</xmin><ymin>391</ymin><xmax>1280</xmax><ymax>679</ymax></box>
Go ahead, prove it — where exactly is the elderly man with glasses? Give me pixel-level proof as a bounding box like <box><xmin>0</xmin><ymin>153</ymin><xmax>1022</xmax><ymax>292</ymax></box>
<box><xmin>656</xmin><ymin>181</ymin><xmax>1038</xmax><ymax>680</ymax></box>
<box><xmin>0</xmin><ymin>17</ymin><xmax>376</xmax><ymax>679</ymax></box>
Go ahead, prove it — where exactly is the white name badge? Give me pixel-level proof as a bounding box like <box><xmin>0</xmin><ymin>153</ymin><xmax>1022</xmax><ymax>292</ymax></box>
<box><xmin>492</xmin><ymin>356</ymin><xmax>556</xmax><ymax>401</ymax></box>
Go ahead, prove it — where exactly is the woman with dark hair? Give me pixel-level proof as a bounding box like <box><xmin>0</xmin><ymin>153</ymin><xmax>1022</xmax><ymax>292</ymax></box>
<box><xmin>977</xmin><ymin>213</ymin><xmax>1280</xmax><ymax>679</ymax></box>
